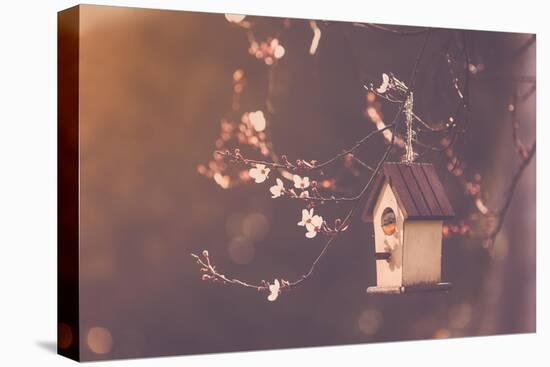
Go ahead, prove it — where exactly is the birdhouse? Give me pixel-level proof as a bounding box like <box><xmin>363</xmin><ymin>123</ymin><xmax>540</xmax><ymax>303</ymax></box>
<box><xmin>362</xmin><ymin>162</ymin><xmax>454</xmax><ymax>294</ymax></box>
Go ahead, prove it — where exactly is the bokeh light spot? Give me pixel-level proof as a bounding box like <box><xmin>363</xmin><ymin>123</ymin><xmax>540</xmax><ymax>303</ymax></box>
<box><xmin>242</xmin><ymin>212</ymin><xmax>269</xmax><ymax>241</ymax></box>
<box><xmin>87</xmin><ymin>326</ymin><xmax>113</xmax><ymax>355</ymax></box>
<box><xmin>228</xmin><ymin>236</ymin><xmax>255</xmax><ymax>264</ymax></box>
<box><xmin>58</xmin><ymin>322</ymin><xmax>73</xmax><ymax>349</ymax></box>
<box><xmin>214</xmin><ymin>173</ymin><xmax>230</xmax><ymax>189</ymax></box>
<box><xmin>233</xmin><ymin>69</ymin><xmax>244</xmax><ymax>82</ymax></box>
<box><xmin>367</xmin><ymin>91</ymin><xmax>376</xmax><ymax>103</ymax></box>
<box><xmin>249</xmin><ymin>111</ymin><xmax>266</xmax><ymax>132</ymax></box>
<box><xmin>226</xmin><ymin>212</ymin><xmax>245</xmax><ymax>238</ymax></box>
<box><xmin>490</xmin><ymin>234</ymin><xmax>509</xmax><ymax>261</ymax></box>
<box><xmin>274</xmin><ymin>45</ymin><xmax>285</xmax><ymax>59</ymax></box>
<box><xmin>449</xmin><ymin>303</ymin><xmax>472</xmax><ymax>330</ymax></box>
<box><xmin>357</xmin><ymin>309</ymin><xmax>383</xmax><ymax>336</ymax></box>
<box><xmin>433</xmin><ymin>328</ymin><xmax>451</xmax><ymax>339</ymax></box>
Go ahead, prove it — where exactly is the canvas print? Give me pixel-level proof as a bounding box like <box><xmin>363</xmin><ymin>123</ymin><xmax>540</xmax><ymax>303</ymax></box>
<box><xmin>57</xmin><ymin>4</ymin><xmax>536</xmax><ymax>361</ymax></box>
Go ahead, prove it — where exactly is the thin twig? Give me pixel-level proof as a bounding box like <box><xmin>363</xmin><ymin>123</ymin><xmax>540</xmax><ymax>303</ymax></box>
<box><xmin>218</xmin><ymin>123</ymin><xmax>396</xmax><ymax>172</ymax></box>
<box><xmin>351</xmin><ymin>156</ymin><xmax>375</xmax><ymax>172</ymax></box>
<box><xmin>193</xmin><ymin>113</ymin><xmax>400</xmax><ymax>297</ymax></box>
<box><xmin>287</xmin><ymin>123</ymin><xmax>398</xmax><ymax>289</ymax></box>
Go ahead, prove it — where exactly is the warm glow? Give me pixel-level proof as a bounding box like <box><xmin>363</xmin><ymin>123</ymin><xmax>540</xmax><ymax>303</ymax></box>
<box><xmin>433</xmin><ymin>328</ymin><xmax>451</xmax><ymax>339</ymax></box>
<box><xmin>58</xmin><ymin>322</ymin><xmax>73</xmax><ymax>349</ymax></box>
<box><xmin>233</xmin><ymin>69</ymin><xmax>244</xmax><ymax>82</ymax></box>
<box><xmin>249</xmin><ymin>110</ymin><xmax>266</xmax><ymax>132</ymax></box>
<box><xmin>273</xmin><ymin>45</ymin><xmax>285</xmax><ymax>59</ymax></box>
<box><xmin>87</xmin><ymin>326</ymin><xmax>113</xmax><ymax>354</ymax></box>
<box><xmin>320</xmin><ymin>179</ymin><xmax>335</xmax><ymax>189</ymax></box>
<box><xmin>214</xmin><ymin>173</ymin><xmax>230</xmax><ymax>189</ymax></box>
<box><xmin>234</xmin><ymin>83</ymin><xmax>243</xmax><ymax>94</ymax></box>
<box><xmin>367</xmin><ymin>106</ymin><xmax>381</xmax><ymax>123</ymax></box>
<box><xmin>367</xmin><ymin>91</ymin><xmax>376</xmax><ymax>103</ymax></box>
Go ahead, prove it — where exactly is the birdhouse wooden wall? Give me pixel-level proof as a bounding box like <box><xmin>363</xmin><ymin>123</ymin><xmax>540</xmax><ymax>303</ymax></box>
<box><xmin>372</xmin><ymin>190</ymin><xmax>445</xmax><ymax>290</ymax></box>
<box><xmin>372</xmin><ymin>182</ymin><xmax>404</xmax><ymax>287</ymax></box>
<box><xmin>402</xmin><ymin>220</ymin><xmax>443</xmax><ymax>286</ymax></box>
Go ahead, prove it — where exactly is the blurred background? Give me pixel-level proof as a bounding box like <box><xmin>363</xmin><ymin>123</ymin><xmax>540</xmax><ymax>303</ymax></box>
<box><xmin>71</xmin><ymin>5</ymin><xmax>535</xmax><ymax>361</ymax></box>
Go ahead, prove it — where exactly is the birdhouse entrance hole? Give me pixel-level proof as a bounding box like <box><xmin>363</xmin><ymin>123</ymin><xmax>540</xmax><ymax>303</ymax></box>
<box><xmin>381</xmin><ymin>207</ymin><xmax>397</xmax><ymax>235</ymax></box>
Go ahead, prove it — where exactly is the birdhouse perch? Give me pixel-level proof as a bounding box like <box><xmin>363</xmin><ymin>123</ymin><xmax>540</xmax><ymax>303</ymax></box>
<box><xmin>362</xmin><ymin>162</ymin><xmax>454</xmax><ymax>294</ymax></box>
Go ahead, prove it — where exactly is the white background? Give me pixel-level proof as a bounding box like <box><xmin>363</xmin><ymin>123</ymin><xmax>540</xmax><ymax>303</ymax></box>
<box><xmin>0</xmin><ymin>0</ymin><xmax>546</xmax><ymax>365</ymax></box>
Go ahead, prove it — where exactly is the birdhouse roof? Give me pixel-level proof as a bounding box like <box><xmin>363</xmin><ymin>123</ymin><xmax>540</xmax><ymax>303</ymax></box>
<box><xmin>362</xmin><ymin>162</ymin><xmax>455</xmax><ymax>222</ymax></box>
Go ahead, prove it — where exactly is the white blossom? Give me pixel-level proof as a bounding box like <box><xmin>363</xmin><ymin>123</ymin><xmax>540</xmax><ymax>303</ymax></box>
<box><xmin>305</xmin><ymin>215</ymin><xmax>323</xmax><ymax>238</ymax></box>
<box><xmin>267</xmin><ymin>279</ymin><xmax>280</xmax><ymax>302</ymax></box>
<box><xmin>376</xmin><ymin>73</ymin><xmax>390</xmax><ymax>94</ymax></box>
<box><xmin>249</xmin><ymin>164</ymin><xmax>270</xmax><ymax>183</ymax></box>
<box><xmin>293</xmin><ymin>175</ymin><xmax>310</xmax><ymax>190</ymax></box>
<box><xmin>224</xmin><ymin>14</ymin><xmax>246</xmax><ymax>23</ymax></box>
<box><xmin>270</xmin><ymin>178</ymin><xmax>285</xmax><ymax>198</ymax></box>
<box><xmin>298</xmin><ymin>208</ymin><xmax>314</xmax><ymax>227</ymax></box>
<box><xmin>297</xmin><ymin>208</ymin><xmax>323</xmax><ymax>239</ymax></box>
